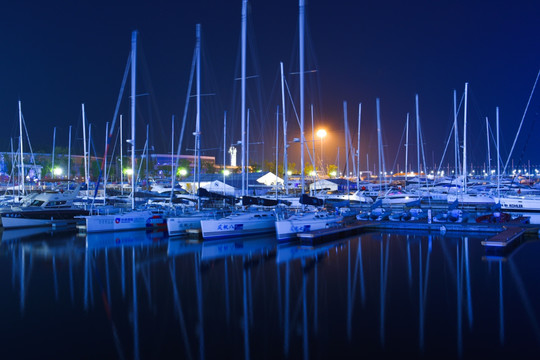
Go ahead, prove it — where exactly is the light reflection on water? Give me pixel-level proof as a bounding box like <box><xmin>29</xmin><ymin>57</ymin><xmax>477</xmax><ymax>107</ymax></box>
<box><xmin>1</xmin><ymin>227</ymin><xmax>540</xmax><ymax>359</ymax></box>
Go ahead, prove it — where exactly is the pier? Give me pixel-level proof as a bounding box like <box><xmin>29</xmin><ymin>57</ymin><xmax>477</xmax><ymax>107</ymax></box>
<box><xmin>297</xmin><ymin>218</ymin><xmax>539</xmax><ymax>245</ymax></box>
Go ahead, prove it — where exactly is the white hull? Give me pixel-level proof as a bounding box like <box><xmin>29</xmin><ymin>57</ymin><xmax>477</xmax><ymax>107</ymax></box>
<box><xmin>200</xmin><ymin>211</ymin><xmax>276</xmax><ymax>240</ymax></box>
<box><xmin>80</xmin><ymin>210</ymin><xmax>164</xmax><ymax>233</ymax></box>
<box><xmin>275</xmin><ymin>212</ymin><xmax>343</xmax><ymax>241</ymax></box>
<box><xmin>1</xmin><ymin>216</ymin><xmax>54</xmax><ymax>228</ymax></box>
<box><xmin>493</xmin><ymin>196</ymin><xmax>540</xmax><ymax>212</ymax></box>
<box><xmin>167</xmin><ymin>214</ymin><xmax>206</xmax><ymax>236</ymax></box>
<box><xmin>447</xmin><ymin>193</ymin><xmax>495</xmax><ymax>206</ymax></box>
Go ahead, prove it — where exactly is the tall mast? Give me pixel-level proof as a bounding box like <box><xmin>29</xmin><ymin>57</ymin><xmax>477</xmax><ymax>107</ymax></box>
<box><xmin>120</xmin><ymin>114</ymin><xmax>124</xmax><ymax>195</ymax></box>
<box><xmin>104</xmin><ymin>122</ymin><xmax>109</xmax><ymax>204</ymax></box>
<box><xmin>357</xmin><ymin>103</ymin><xmax>361</xmax><ymax>191</ymax></box>
<box><xmin>405</xmin><ymin>113</ymin><xmax>409</xmax><ymax>184</ymax></box>
<box><xmin>376</xmin><ymin>98</ymin><xmax>382</xmax><ymax>191</ymax></box>
<box><xmin>463</xmin><ymin>82</ymin><xmax>468</xmax><ymax>194</ymax></box>
<box><xmin>496</xmin><ymin>107</ymin><xmax>500</xmax><ymax>199</ymax></box>
<box><xmin>280</xmin><ymin>62</ymin><xmax>288</xmax><ymax>195</ymax></box>
<box><xmin>247</xmin><ymin>109</ymin><xmax>250</xmax><ymax>193</ymax></box>
<box><xmin>241</xmin><ymin>0</ymin><xmax>247</xmax><ymax>197</ymax></box>
<box><xmin>170</xmin><ymin>115</ymin><xmax>175</xmax><ymax>200</ymax></box>
<box><xmin>415</xmin><ymin>94</ymin><xmax>420</xmax><ymax>180</ymax></box>
<box><xmin>130</xmin><ymin>30</ymin><xmax>138</xmax><ymax>210</ymax></box>
<box><xmin>51</xmin><ymin>127</ymin><xmax>56</xmax><ymax>178</ymax></box>
<box><xmin>299</xmin><ymin>0</ymin><xmax>305</xmax><ymax>194</ymax></box>
<box><xmin>82</xmin><ymin>103</ymin><xmax>88</xmax><ymax>199</ymax></box>
<box><xmin>223</xmin><ymin>111</ymin><xmax>227</xmax><ymax>195</ymax></box>
<box><xmin>344</xmin><ymin>101</ymin><xmax>349</xmax><ymax>195</ymax></box>
<box><xmin>275</xmin><ymin>105</ymin><xmax>279</xmax><ymax>197</ymax></box>
<box><xmin>68</xmin><ymin>125</ymin><xmax>71</xmax><ymax>181</ymax></box>
<box><xmin>453</xmin><ymin>90</ymin><xmax>458</xmax><ymax>177</ymax></box>
<box><xmin>18</xmin><ymin>100</ymin><xmax>24</xmax><ymax>196</ymax></box>
<box><xmin>195</xmin><ymin>23</ymin><xmax>201</xmax><ymax>208</ymax></box>
<box><xmin>486</xmin><ymin>117</ymin><xmax>491</xmax><ymax>177</ymax></box>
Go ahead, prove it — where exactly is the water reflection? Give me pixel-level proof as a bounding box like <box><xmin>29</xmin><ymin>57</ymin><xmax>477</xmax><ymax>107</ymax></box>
<box><xmin>1</xmin><ymin>229</ymin><xmax>540</xmax><ymax>359</ymax></box>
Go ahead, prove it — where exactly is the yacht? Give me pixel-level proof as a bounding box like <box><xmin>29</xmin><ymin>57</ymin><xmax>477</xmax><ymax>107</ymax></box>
<box><xmin>1</xmin><ymin>184</ymin><xmax>88</xmax><ymax>229</ymax></box>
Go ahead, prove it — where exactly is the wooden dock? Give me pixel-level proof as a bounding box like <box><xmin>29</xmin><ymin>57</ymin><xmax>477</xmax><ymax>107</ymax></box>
<box><xmin>296</xmin><ymin>218</ymin><xmax>538</xmax><ymax>245</ymax></box>
<box><xmin>297</xmin><ymin>221</ymin><xmax>377</xmax><ymax>244</ymax></box>
<box><xmin>481</xmin><ymin>227</ymin><xmax>525</xmax><ymax>248</ymax></box>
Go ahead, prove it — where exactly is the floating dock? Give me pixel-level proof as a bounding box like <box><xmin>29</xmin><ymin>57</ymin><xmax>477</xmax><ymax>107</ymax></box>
<box><xmin>481</xmin><ymin>227</ymin><xmax>526</xmax><ymax>248</ymax></box>
<box><xmin>297</xmin><ymin>218</ymin><xmax>539</xmax><ymax>244</ymax></box>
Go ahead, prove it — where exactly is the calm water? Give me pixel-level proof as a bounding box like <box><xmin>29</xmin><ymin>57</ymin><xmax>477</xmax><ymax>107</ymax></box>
<box><xmin>1</xmin><ymin>226</ymin><xmax>540</xmax><ymax>359</ymax></box>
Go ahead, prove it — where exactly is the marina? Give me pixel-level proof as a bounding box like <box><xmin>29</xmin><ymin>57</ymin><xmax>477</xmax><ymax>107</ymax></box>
<box><xmin>1</xmin><ymin>0</ymin><xmax>539</xmax><ymax>358</ymax></box>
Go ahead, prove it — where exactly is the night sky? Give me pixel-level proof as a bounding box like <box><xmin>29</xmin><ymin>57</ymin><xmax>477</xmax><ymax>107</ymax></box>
<box><xmin>1</xmin><ymin>0</ymin><xmax>539</xmax><ymax>174</ymax></box>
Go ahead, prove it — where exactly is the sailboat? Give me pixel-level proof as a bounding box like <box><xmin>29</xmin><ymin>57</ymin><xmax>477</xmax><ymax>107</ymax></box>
<box><xmin>199</xmin><ymin>0</ymin><xmax>278</xmax><ymax>240</ymax></box>
<box><xmin>1</xmin><ymin>183</ymin><xmax>88</xmax><ymax>229</ymax></box>
<box><xmin>79</xmin><ymin>31</ymin><xmax>166</xmax><ymax>233</ymax></box>
<box><xmin>274</xmin><ymin>0</ymin><xmax>343</xmax><ymax>241</ymax></box>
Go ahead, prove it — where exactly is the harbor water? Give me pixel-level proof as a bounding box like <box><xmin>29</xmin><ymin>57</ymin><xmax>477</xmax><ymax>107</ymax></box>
<box><xmin>1</xmin><ymin>226</ymin><xmax>540</xmax><ymax>359</ymax></box>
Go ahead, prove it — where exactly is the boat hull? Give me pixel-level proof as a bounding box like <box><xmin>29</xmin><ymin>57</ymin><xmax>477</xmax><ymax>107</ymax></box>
<box><xmin>80</xmin><ymin>210</ymin><xmax>166</xmax><ymax>233</ymax></box>
<box><xmin>1</xmin><ymin>209</ymin><xmax>89</xmax><ymax>229</ymax></box>
<box><xmin>200</xmin><ymin>217</ymin><xmax>275</xmax><ymax>240</ymax></box>
<box><xmin>275</xmin><ymin>214</ymin><xmax>343</xmax><ymax>241</ymax></box>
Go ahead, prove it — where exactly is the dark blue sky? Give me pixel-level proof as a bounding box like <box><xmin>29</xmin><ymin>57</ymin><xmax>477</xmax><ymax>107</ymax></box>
<box><xmin>1</xmin><ymin>0</ymin><xmax>539</xmax><ymax>172</ymax></box>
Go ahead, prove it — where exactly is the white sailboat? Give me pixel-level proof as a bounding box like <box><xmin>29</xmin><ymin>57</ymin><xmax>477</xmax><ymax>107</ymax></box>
<box><xmin>274</xmin><ymin>0</ymin><xmax>343</xmax><ymax>241</ymax></box>
<box><xmin>79</xmin><ymin>31</ymin><xmax>166</xmax><ymax>233</ymax></box>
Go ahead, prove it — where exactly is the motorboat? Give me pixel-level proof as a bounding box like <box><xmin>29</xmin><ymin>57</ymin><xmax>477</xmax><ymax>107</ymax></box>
<box><xmin>1</xmin><ymin>184</ymin><xmax>88</xmax><ymax>229</ymax></box>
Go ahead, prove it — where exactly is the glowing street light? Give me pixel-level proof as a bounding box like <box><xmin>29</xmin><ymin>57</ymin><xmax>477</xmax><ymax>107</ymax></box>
<box><xmin>223</xmin><ymin>169</ymin><xmax>230</xmax><ymax>176</ymax></box>
<box><xmin>53</xmin><ymin>167</ymin><xmax>63</xmax><ymax>177</ymax></box>
<box><xmin>178</xmin><ymin>168</ymin><xmax>188</xmax><ymax>177</ymax></box>
<box><xmin>316</xmin><ymin>129</ymin><xmax>327</xmax><ymax>174</ymax></box>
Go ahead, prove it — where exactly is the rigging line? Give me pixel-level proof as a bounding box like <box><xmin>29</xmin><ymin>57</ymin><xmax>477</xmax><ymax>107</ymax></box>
<box><xmin>92</xmin><ymin>53</ymin><xmax>131</xmax><ymax>203</ymax></box>
<box><xmin>390</xmin><ymin>117</ymin><xmax>408</xmax><ymax>174</ymax></box>
<box><xmin>170</xmin><ymin>46</ymin><xmax>197</xmax><ymax>204</ymax></box>
<box><xmin>283</xmin><ymin>77</ymin><xmax>316</xmax><ymax>167</ymax></box>
<box><xmin>503</xmin><ymin>68</ymin><xmax>540</xmax><ymax>174</ymax></box>
<box><xmin>20</xmin><ymin>113</ymin><xmax>38</xmax><ymax>170</ymax></box>
<box><xmin>436</xmin><ymin>123</ymin><xmax>455</xmax><ymax>175</ymax></box>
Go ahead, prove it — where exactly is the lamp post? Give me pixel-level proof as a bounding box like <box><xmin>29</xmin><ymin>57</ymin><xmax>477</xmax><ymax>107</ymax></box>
<box><xmin>316</xmin><ymin>129</ymin><xmax>327</xmax><ymax>174</ymax></box>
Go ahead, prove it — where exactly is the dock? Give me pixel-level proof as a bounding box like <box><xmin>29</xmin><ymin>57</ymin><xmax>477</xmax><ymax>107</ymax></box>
<box><xmin>481</xmin><ymin>227</ymin><xmax>526</xmax><ymax>248</ymax></box>
<box><xmin>297</xmin><ymin>221</ymin><xmax>377</xmax><ymax>244</ymax></box>
<box><xmin>297</xmin><ymin>218</ymin><xmax>539</xmax><ymax>245</ymax></box>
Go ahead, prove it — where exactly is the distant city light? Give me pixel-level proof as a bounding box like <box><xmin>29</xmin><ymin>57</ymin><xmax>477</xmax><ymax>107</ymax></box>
<box><xmin>53</xmin><ymin>167</ymin><xmax>63</xmax><ymax>176</ymax></box>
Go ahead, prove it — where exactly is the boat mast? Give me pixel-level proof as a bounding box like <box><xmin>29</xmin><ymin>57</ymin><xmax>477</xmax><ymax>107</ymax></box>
<box><xmin>195</xmin><ymin>23</ymin><xmax>201</xmax><ymax>208</ymax></box>
<box><xmin>357</xmin><ymin>103</ymin><xmax>362</xmax><ymax>191</ymax></box>
<box><xmin>463</xmin><ymin>82</ymin><xmax>468</xmax><ymax>194</ymax></box>
<box><xmin>275</xmin><ymin>105</ymin><xmax>279</xmax><ymax>198</ymax></box>
<box><xmin>376</xmin><ymin>98</ymin><xmax>383</xmax><ymax>191</ymax></box>
<box><xmin>130</xmin><ymin>30</ymin><xmax>138</xmax><ymax>211</ymax></box>
<box><xmin>280</xmin><ymin>62</ymin><xmax>288</xmax><ymax>195</ymax></box>
<box><xmin>223</xmin><ymin>111</ymin><xmax>227</xmax><ymax>195</ymax></box>
<box><xmin>68</xmin><ymin>125</ymin><xmax>71</xmax><ymax>181</ymax></box>
<box><xmin>51</xmin><ymin>127</ymin><xmax>56</xmax><ymax>178</ymax></box>
<box><xmin>496</xmin><ymin>107</ymin><xmax>500</xmax><ymax>199</ymax></box>
<box><xmin>247</xmin><ymin>109</ymin><xmax>250</xmax><ymax>194</ymax></box>
<box><xmin>18</xmin><ymin>100</ymin><xmax>24</xmax><ymax>197</ymax></box>
<box><xmin>415</xmin><ymin>94</ymin><xmax>420</xmax><ymax>182</ymax></box>
<box><xmin>486</xmin><ymin>117</ymin><xmax>491</xmax><ymax>177</ymax></box>
<box><xmin>344</xmin><ymin>101</ymin><xmax>350</xmax><ymax>196</ymax></box>
<box><xmin>170</xmin><ymin>115</ymin><xmax>175</xmax><ymax>201</ymax></box>
<box><xmin>299</xmin><ymin>0</ymin><xmax>305</xmax><ymax>194</ymax></box>
<box><xmin>104</xmin><ymin>122</ymin><xmax>109</xmax><ymax>204</ymax></box>
<box><xmin>120</xmin><ymin>114</ymin><xmax>124</xmax><ymax>196</ymax></box>
<box><xmin>82</xmin><ymin>103</ymin><xmax>88</xmax><ymax>199</ymax></box>
<box><xmin>453</xmin><ymin>90</ymin><xmax>459</xmax><ymax>178</ymax></box>
<box><xmin>405</xmin><ymin>113</ymin><xmax>409</xmax><ymax>184</ymax></box>
<box><xmin>241</xmin><ymin>0</ymin><xmax>247</xmax><ymax>197</ymax></box>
